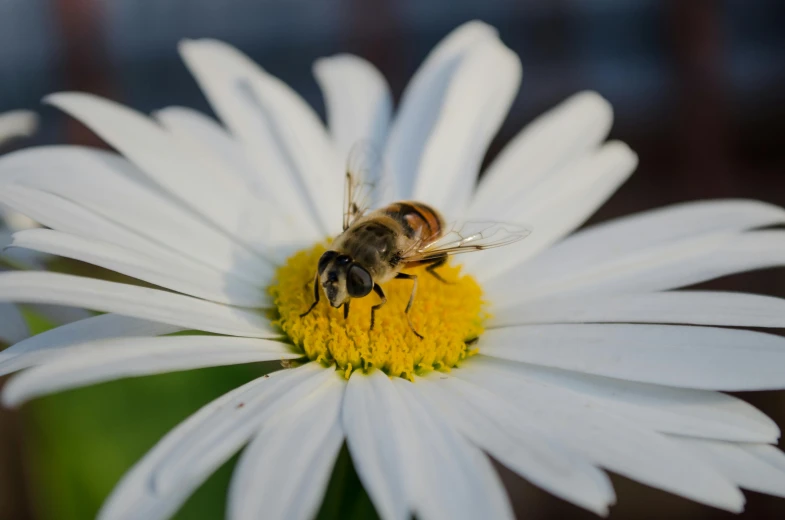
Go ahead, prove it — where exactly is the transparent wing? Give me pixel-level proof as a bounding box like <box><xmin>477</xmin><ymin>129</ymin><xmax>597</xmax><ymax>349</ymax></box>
<box><xmin>344</xmin><ymin>141</ymin><xmax>382</xmax><ymax>230</ymax></box>
<box><xmin>401</xmin><ymin>221</ymin><xmax>532</xmax><ymax>263</ymax></box>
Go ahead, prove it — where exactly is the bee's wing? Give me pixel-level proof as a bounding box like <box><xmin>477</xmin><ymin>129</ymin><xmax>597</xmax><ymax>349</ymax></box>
<box><xmin>401</xmin><ymin>221</ymin><xmax>531</xmax><ymax>263</ymax></box>
<box><xmin>344</xmin><ymin>142</ymin><xmax>382</xmax><ymax>230</ymax></box>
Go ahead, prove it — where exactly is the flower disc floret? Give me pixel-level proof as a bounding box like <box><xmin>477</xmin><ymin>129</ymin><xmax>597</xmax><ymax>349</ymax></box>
<box><xmin>270</xmin><ymin>244</ymin><xmax>486</xmax><ymax>380</ymax></box>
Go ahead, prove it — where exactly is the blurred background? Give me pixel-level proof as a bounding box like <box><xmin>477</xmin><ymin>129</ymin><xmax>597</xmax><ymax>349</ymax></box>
<box><xmin>1</xmin><ymin>0</ymin><xmax>785</xmax><ymax>518</ymax></box>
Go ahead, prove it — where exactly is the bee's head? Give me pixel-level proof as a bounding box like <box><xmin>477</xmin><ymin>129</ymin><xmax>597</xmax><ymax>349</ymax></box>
<box><xmin>317</xmin><ymin>251</ymin><xmax>373</xmax><ymax>307</ymax></box>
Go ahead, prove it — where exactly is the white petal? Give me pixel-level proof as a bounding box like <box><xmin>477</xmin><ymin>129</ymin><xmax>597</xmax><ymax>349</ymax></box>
<box><xmin>228</xmin><ymin>371</ymin><xmax>345</xmax><ymax>520</ymax></box>
<box><xmin>0</xmin><ymin>272</ymin><xmax>274</xmax><ymax>338</ymax></box>
<box><xmin>179</xmin><ymin>39</ymin><xmax>320</xmax><ymax>239</ymax></box>
<box><xmin>412</xmin><ymin>37</ymin><xmax>521</xmax><ymax>217</ymax></box>
<box><xmin>180</xmin><ymin>39</ymin><xmax>341</xmax><ymax>236</ymax></box>
<box><xmin>0</xmin><ymin>206</ymin><xmax>38</xmax><ymax>233</ymax></box>
<box><xmin>456</xmin><ymin>364</ymin><xmax>745</xmax><ymax>512</ymax></box>
<box><xmin>313</xmin><ymin>54</ymin><xmax>392</xmax><ymax>160</ymax></box>
<box><xmin>154</xmin><ymin>107</ymin><xmax>265</xmax><ymax>192</ymax></box>
<box><xmin>744</xmin><ymin>443</ymin><xmax>785</xmax><ymax>473</ymax></box>
<box><xmin>343</xmin><ymin>370</ymin><xmax>513</xmax><ymax>520</ymax></box>
<box><xmin>497</xmin><ymin>200</ymin><xmax>785</xmax><ymax>306</ymax></box>
<box><xmin>509</xmin><ymin>231</ymin><xmax>785</xmax><ymax>305</ymax></box>
<box><xmin>11</xmin><ymin>228</ymin><xmax>266</xmax><ymax>307</ymax></box>
<box><xmin>0</xmin><ymin>313</ymin><xmax>182</xmax><ymax>375</ymax></box>
<box><xmin>0</xmin><ymin>148</ymin><xmax>271</xmax><ymax>284</ymax></box>
<box><xmin>0</xmin><ymin>184</ymin><xmax>205</xmax><ymax>275</ymax></box>
<box><xmin>0</xmin><ymin>303</ymin><xmax>28</xmax><ymax>344</ymax></box>
<box><xmin>672</xmin><ymin>438</ymin><xmax>785</xmax><ymax>499</ymax></box>
<box><xmin>481</xmin><ymin>323</ymin><xmax>785</xmax><ymax>390</ymax></box>
<box><xmin>45</xmin><ymin>93</ymin><xmax>284</xmax><ymax>260</ymax></box>
<box><xmin>470</xmin><ymin>356</ymin><xmax>778</xmax><ymax>443</ymax></box>
<box><xmin>154</xmin><ymin>107</ymin><xmax>307</xmax><ymax>253</ymax></box>
<box><xmin>384</xmin><ymin>21</ymin><xmax>498</xmax><ymax>200</ymax></box>
<box><xmin>0</xmin><ymin>110</ymin><xmax>37</xmax><ymax>144</ymax></box>
<box><xmin>413</xmin><ymin>374</ymin><xmax>615</xmax><ymax>515</ymax></box>
<box><xmin>465</xmin><ymin>141</ymin><xmax>637</xmax><ymax>281</ymax></box>
<box><xmin>341</xmin><ymin>371</ymin><xmax>409</xmax><ymax>520</ymax></box>
<box><xmin>469</xmin><ymin>91</ymin><xmax>613</xmax><ymax>215</ymax></box>
<box><xmin>392</xmin><ymin>378</ymin><xmax>514</xmax><ymax>520</ymax></box>
<box><xmin>98</xmin><ymin>364</ymin><xmax>330</xmax><ymax>520</ymax></box>
<box><xmin>2</xmin><ymin>336</ymin><xmax>299</xmax><ymax>407</ymax></box>
<box><xmin>491</xmin><ymin>291</ymin><xmax>785</xmax><ymax>329</ymax></box>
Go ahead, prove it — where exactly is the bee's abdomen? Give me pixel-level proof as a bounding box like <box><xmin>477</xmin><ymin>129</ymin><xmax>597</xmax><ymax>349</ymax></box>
<box><xmin>380</xmin><ymin>201</ymin><xmax>444</xmax><ymax>243</ymax></box>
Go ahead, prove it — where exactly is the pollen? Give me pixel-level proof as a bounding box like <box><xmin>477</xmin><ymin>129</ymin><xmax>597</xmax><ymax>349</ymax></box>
<box><xmin>269</xmin><ymin>244</ymin><xmax>486</xmax><ymax>380</ymax></box>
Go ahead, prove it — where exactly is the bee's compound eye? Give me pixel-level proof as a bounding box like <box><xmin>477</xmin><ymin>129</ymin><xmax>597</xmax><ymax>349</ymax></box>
<box><xmin>317</xmin><ymin>251</ymin><xmax>338</xmax><ymax>274</ymax></box>
<box><xmin>346</xmin><ymin>264</ymin><xmax>373</xmax><ymax>297</ymax></box>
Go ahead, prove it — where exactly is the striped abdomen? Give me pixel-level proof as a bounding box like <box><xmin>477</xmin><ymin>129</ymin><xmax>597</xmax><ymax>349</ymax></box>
<box><xmin>379</xmin><ymin>201</ymin><xmax>445</xmax><ymax>244</ymax></box>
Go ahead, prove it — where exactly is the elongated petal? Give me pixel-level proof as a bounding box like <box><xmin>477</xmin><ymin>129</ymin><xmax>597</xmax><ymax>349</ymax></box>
<box><xmin>228</xmin><ymin>371</ymin><xmax>345</xmax><ymax>520</ymax></box>
<box><xmin>154</xmin><ymin>107</ymin><xmax>274</xmax><ymax>204</ymax></box>
<box><xmin>179</xmin><ymin>39</ymin><xmax>321</xmax><ymax>239</ymax></box>
<box><xmin>98</xmin><ymin>364</ymin><xmax>329</xmax><ymax>520</ymax></box>
<box><xmin>3</xmin><ymin>336</ymin><xmax>300</xmax><ymax>406</ymax></box>
<box><xmin>414</xmin><ymin>375</ymin><xmax>615</xmax><ymax>514</ymax></box>
<box><xmin>457</xmin><ymin>364</ymin><xmax>745</xmax><ymax>512</ymax></box>
<box><xmin>412</xmin><ymin>37</ymin><xmax>521</xmax><ymax>217</ymax></box>
<box><xmin>481</xmin><ymin>324</ymin><xmax>785</xmax><ymax>390</ymax></box>
<box><xmin>154</xmin><ymin>107</ymin><xmax>306</xmax><ymax>253</ymax></box>
<box><xmin>0</xmin><ymin>147</ymin><xmax>271</xmax><ymax>284</ymax></box>
<box><xmin>511</xmin><ymin>231</ymin><xmax>785</xmax><ymax>306</ymax></box>
<box><xmin>672</xmin><ymin>439</ymin><xmax>785</xmax><ymax>499</ymax></box>
<box><xmin>470</xmin><ymin>91</ymin><xmax>612</xmax><ymax>214</ymax></box>
<box><xmin>0</xmin><ymin>303</ymin><xmax>28</xmax><ymax>344</ymax></box>
<box><xmin>470</xmin><ymin>356</ymin><xmax>778</xmax><ymax>443</ymax></box>
<box><xmin>11</xmin><ymin>228</ymin><xmax>266</xmax><ymax>307</ymax></box>
<box><xmin>181</xmin><ymin>39</ymin><xmax>342</xmax><ymax>235</ymax></box>
<box><xmin>0</xmin><ymin>313</ymin><xmax>181</xmax><ymax>374</ymax></box>
<box><xmin>341</xmin><ymin>371</ymin><xmax>409</xmax><ymax>520</ymax></box>
<box><xmin>0</xmin><ymin>272</ymin><xmax>274</xmax><ymax>338</ymax></box>
<box><xmin>392</xmin><ymin>378</ymin><xmax>514</xmax><ymax>520</ymax></box>
<box><xmin>497</xmin><ymin>200</ymin><xmax>785</xmax><ymax>305</ymax></box>
<box><xmin>45</xmin><ymin>93</ymin><xmax>285</xmax><ymax>260</ymax></box>
<box><xmin>384</xmin><ymin>21</ymin><xmax>498</xmax><ymax>200</ymax></box>
<box><xmin>313</xmin><ymin>54</ymin><xmax>392</xmax><ymax>159</ymax></box>
<box><xmin>0</xmin><ymin>184</ymin><xmax>210</xmax><ymax>277</ymax></box>
<box><xmin>491</xmin><ymin>291</ymin><xmax>785</xmax><ymax>329</ymax></box>
<box><xmin>343</xmin><ymin>370</ymin><xmax>513</xmax><ymax>520</ymax></box>
<box><xmin>0</xmin><ymin>110</ymin><xmax>37</xmax><ymax>144</ymax></box>
<box><xmin>465</xmin><ymin>141</ymin><xmax>637</xmax><ymax>280</ymax></box>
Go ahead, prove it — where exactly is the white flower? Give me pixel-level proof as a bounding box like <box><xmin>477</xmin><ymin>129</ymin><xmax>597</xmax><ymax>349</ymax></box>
<box><xmin>0</xmin><ymin>110</ymin><xmax>90</xmax><ymax>341</ymax></box>
<box><xmin>2</xmin><ymin>20</ymin><xmax>785</xmax><ymax>520</ymax></box>
<box><xmin>0</xmin><ymin>110</ymin><xmax>41</xmax><ymax>344</ymax></box>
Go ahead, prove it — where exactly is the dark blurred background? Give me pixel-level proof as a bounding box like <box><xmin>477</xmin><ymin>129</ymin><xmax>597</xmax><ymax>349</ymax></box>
<box><xmin>1</xmin><ymin>0</ymin><xmax>784</xmax><ymax>519</ymax></box>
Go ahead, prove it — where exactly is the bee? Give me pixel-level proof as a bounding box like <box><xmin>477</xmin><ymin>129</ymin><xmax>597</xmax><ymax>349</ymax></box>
<box><xmin>300</xmin><ymin>146</ymin><xmax>530</xmax><ymax>339</ymax></box>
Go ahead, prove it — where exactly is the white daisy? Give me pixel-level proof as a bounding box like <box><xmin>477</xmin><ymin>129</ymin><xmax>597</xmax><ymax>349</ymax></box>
<box><xmin>2</xmin><ymin>20</ymin><xmax>785</xmax><ymax>520</ymax></box>
<box><xmin>0</xmin><ymin>109</ymin><xmax>42</xmax><ymax>344</ymax></box>
<box><xmin>0</xmin><ymin>110</ymin><xmax>91</xmax><ymax>341</ymax></box>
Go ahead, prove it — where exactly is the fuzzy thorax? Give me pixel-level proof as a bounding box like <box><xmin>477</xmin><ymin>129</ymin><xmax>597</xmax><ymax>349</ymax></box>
<box><xmin>269</xmin><ymin>244</ymin><xmax>486</xmax><ymax>380</ymax></box>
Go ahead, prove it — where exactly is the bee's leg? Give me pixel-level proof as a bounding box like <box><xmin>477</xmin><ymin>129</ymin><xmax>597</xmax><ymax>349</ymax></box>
<box><xmin>299</xmin><ymin>273</ymin><xmax>320</xmax><ymax>318</ymax></box>
<box><xmin>395</xmin><ymin>273</ymin><xmax>424</xmax><ymax>340</ymax></box>
<box><xmin>423</xmin><ymin>255</ymin><xmax>451</xmax><ymax>284</ymax></box>
<box><xmin>370</xmin><ymin>284</ymin><xmax>387</xmax><ymax>331</ymax></box>
<box><xmin>344</xmin><ymin>300</ymin><xmax>350</xmax><ymax>319</ymax></box>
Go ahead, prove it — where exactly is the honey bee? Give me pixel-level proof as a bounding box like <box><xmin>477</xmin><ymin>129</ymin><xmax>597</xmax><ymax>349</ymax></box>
<box><xmin>301</xmin><ymin>146</ymin><xmax>530</xmax><ymax>338</ymax></box>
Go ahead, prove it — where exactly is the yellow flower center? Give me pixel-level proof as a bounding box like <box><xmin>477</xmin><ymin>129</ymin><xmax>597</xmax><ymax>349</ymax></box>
<box><xmin>269</xmin><ymin>243</ymin><xmax>486</xmax><ymax>380</ymax></box>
